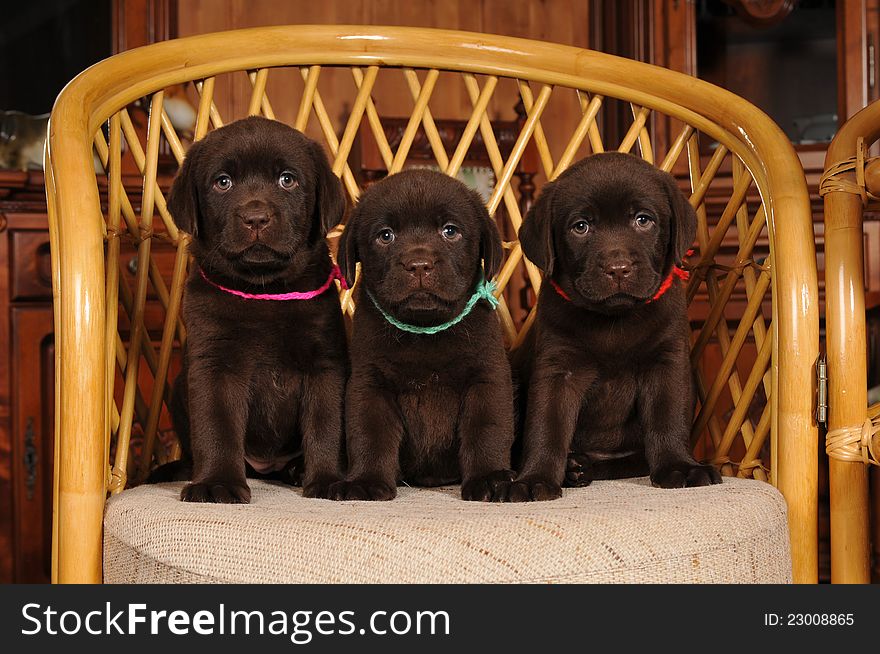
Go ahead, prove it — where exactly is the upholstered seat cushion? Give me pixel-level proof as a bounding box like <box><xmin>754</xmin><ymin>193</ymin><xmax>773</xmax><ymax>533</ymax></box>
<box><xmin>103</xmin><ymin>477</ymin><xmax>791</xmax><ymax>583</ymax></box>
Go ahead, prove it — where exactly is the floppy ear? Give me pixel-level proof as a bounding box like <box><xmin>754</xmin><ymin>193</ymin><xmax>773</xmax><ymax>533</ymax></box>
<box><xmin>335</xmin><ymin>209</ymin><xmax>359</xmax><ymax>288</ymax></box>
<box><xmin>167</xmin><ymin>139</ymin><xmax>203</xmax><ymax>237</ymax></box>
<box><xmin>309</xmin><ymin>140</ymin><xmax>346</xmax><ymax>237</ymax></box>
<box><xmin>663</xmin><ymin>173</ymin><xmax>698</xmax><ymax>265</ymax></box>
<box><xmin>469</xmin><ymin>191</ymin><xmax>503</xmax><ymax>280</ymax></box>
<box><xmin>519</xmin><ymin>179</ymin><xmax>557</xmax><ymax>275</ymax></box>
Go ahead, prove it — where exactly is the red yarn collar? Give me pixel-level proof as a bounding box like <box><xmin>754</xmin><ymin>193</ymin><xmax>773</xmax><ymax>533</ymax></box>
<box><xmin>549</xmin><ymin>265</ymin><xmax>690</xmax><ymax>304</ymax></box>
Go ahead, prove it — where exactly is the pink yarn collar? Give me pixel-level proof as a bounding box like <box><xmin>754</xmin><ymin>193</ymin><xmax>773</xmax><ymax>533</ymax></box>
<box><xmin>199</xmin><ymin>264</ymin><xmax>347</xmax><ymax>301</ymax></box>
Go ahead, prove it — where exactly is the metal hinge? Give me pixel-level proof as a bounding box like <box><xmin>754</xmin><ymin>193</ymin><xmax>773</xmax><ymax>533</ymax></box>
<box><xmin>816</xmin><ymin>355</ymin><xmax>828</xmax><ymax>427</ymax></box>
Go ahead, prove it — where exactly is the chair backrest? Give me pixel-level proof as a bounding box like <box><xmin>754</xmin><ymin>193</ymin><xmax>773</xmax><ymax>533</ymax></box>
<box><xmin>46</xmin><ymin>25</ymin><xmax>819</xmax><ymax>583</ymax></box>
<box><xmin>820</xmin><ymin>100</ymin><xmax>880</xmax><ymax>583</ymax></box>
<box><xmin>354</xmin><ymin>107</ymin><xmax>540</xmax><ymax>323</ymax></box>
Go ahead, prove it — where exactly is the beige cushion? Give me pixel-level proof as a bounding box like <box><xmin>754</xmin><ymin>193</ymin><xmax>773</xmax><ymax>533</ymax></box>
<box><xmin>103</xmin><ymin>477</ymin><xmax>791</xmax><ymax>583</ymax></box>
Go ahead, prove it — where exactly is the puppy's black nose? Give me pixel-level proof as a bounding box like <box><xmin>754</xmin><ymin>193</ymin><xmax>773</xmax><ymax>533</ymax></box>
<box><xmin>242</xmin><ymin>210</ymin><xmax>271</xmax><ymax>231</ymax></box>
<box><xmin>404</xmin><ymin>258</ymin><xmax>435</xmax><ymax>275</ymax></box>
<box><xmin>603</xmin><ymin>260</ymin><xmax>632</xmax><ymax>280</ymax></box>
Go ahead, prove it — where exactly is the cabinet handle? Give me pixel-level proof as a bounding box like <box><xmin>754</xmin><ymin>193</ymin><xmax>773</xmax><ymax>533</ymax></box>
<box><xmin>23</xmin><ymin>417</ymin><xmax>37</xmax><ymax>501</ymax></box>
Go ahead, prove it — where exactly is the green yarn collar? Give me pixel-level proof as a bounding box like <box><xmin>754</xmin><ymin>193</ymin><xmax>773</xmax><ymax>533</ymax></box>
<box><xmin>367</xmin><ymin>279</ymin><xmax>499</xmax><ymax>335</ymax></box>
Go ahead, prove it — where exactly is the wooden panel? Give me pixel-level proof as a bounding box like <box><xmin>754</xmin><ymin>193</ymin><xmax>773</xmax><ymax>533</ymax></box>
<box><xmin>10</xmin><ymin>228</ymin><xmax>178</xmax><ymax>305</ymax></box>
<box><xmin>11</xmin><ymin>306</ymin><xmax>53</xmax><ymax>583</ymax></box>
<box><xmin>113</xmin><ymin>0</ymin><xmax>178</xmax><ymax>53</ymax></box>
<box><xmin>865</xmin><ymin>217</ymin><xmax>880</xmax><ymax>295</ymax></box>
<box><xmin>9</xmin><ymin>231</ymin><xmax>52</xmax><ymax>301</ymax></box>
<box><xmin>0</xmin><ymin>218</ymin><xmax>11</xmax><ymax>583</ymax></box>
<box><xmin>839</xmin><ymin>0</ymin><xmax>870</xmax><ymax>121</ymax></box>
<box><xmin>119</xmin><ymin>241</ymin><xmax>179</xmax><ymax>301</ymax></box>
<box><xmin>177</xmin><ymin>0</ymin><xmax>590</xmax><ymax>181</ymax></box>
<box><xmin>0</xmin><ymin>0</ymin><xmax>188</xmax><ymax>585</ymax></box>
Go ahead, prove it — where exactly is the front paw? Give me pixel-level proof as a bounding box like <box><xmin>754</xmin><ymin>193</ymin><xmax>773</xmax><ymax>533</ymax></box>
<box><xmin>507</xmin><ymin>476</ymin><xmax>563</xmax><ymax>502</ymax></box>
<box><xmin>651</xmin><ymin>462</ymin><xmax>722</xmax><ymax>489</ymax></box>
<box><xmin>181</xmin><ymin>480</ymin><xmax>251</xmax><ymax>503</ymax></box>
<box><xmin>461</xmin><ymin>469</ymin><xmax>515</xmax><ymax>502</ymax></box>
<box><xmin>302</xmin><ymin>475</ymin><xmax>339</xmax><ymax>499</ymax></box>
<box><xmin>564</xmin><ymin>452</ymin><xmax>593</xmax><ymax>487</ymax></box>
<box><xmin>328</xmin><ymin>479</ymin><xmax>396</xmax><ymax>501</ymax></box>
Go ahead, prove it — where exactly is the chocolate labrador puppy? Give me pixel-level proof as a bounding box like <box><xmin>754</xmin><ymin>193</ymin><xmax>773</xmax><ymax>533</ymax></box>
<box><xmin>331</xmin><ymin>169</ymin><xmax>515</xmax><ymax>501</ymax></box>
<box><xmin>158</xmin><ymin>116</ymin><xmax>348</xmax><ymax>502</ymax></box>
<box><xmin>511</xmin><ymin>152</ymin><xmax>721</xmax><ymax>501</ymax></box>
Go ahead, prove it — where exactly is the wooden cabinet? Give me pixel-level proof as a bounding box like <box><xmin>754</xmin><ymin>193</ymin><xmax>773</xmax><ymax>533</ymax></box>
<box><xmin>0</xmin><ymin>0</ymin><xmax>177</xmax><ymax>583</ymax></box>
<box><xmin>0</xmin><ymin>183</ymin><xmax>60</xmax><ymax>583</ymax></box>
<box><xmin>0</xmin><ymin>174</ymin><xmax>180</xmax><ymax>582</ymax></box>
<box><xmin>10</xmin><ymin>305</ymin><xmax>54</xmax><ymax>582</ymax></box>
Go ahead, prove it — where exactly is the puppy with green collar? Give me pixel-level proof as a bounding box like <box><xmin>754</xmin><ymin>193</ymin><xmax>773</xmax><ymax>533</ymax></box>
<box><xmin>333</xmin><ymin>169</ymin><xmax>515</xmax><ymax>501</ymax></box>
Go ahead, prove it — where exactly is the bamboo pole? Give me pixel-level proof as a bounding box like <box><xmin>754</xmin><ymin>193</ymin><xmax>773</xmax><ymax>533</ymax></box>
<box><xmin>823</xmin><ymin>189</ymin><xmax>871</xmax><ymax>584</ymax></box>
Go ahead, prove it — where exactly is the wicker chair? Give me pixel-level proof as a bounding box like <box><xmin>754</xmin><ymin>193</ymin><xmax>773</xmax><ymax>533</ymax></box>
<box><xmin>46</xmin><ymin>26</ymin><xmax>819</xmax><ymax>583</ymax></box>
<box><xmin>821</xmin><ymin>101</ymin><xmax>880</xmax><ymax>584</ymax></box>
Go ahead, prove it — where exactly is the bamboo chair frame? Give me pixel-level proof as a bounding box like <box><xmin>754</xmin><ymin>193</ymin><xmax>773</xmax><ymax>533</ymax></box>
<box><xmin>820</xmin><ymin>101</ymin><xmax>880</xmax><ymax>584</ymax></box>
<box><xmin>46</xmin><ymin>26</ymin><xmax>819</xmax><ymax>584</ymax></box>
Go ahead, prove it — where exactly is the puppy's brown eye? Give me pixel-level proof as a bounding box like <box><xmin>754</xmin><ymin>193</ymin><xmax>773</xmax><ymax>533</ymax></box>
<box><xmin>278</xmin><ymin>171</ymin><xmax>298</xmax><ymax>190</ymax></box>
<box><xmin>213</xmin><ymin>174</ymin><xmax>232</xmax><ymax>192</ymax></box>
<box><xmin>571</xmin><ymin>220</ymin><xmax>590</xmax><ymax>235</ymax></box>
<box><xmin>634</xmin><ymin>213</ymin><xmax>654</xmax><ymax>229</ymax></box>
<box><xmin>441</xmin><ymin>224</ymin><xmax>461</xmax><ymax>241</ymax></box>
<box><xmin>377</xmin><ymin>228</ymin><xmax>395</xmax><ymax>245</ymax></box>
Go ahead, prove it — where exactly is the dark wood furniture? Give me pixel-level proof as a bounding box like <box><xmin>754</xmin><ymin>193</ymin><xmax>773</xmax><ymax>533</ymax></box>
<box><xmin>0</xmin><ymin>0</ymin><xmax>177</xmax><ymax>583</ymax></box>
<box><xmin>0</xmin><ymin>172</ymin><xmax>56</xmax><ymax>583</ymax></box>
<box><xmin>0</xmin><ymin>171</ymin><xmax>180</xmax><ymax>583</ymax></box>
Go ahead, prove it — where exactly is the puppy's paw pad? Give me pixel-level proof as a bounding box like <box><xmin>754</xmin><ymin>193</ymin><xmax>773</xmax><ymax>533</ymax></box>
<box><xmin>651</xmin><ymin>468</ymin><xmax>687</xmax><ymax>489</ymax></box>
<box><xmin>302</xmin><ymin>477</ymin><xmax>337</xmax><ymax>499</ymax></box>
<box><xmin>565</xmin><ymin>453</ymin><xmax>594</xmax><ymax>487</ymax></box>
<box><xmin>685</xmin><ymin>464</ymin><xmax>722</xmax><ymax>487</ymax></box>
<box><xmin>329</xmin><ymin>480</ymin><xmax>396</xmax><ymax>501</ymax></box>
<box><xmin>181</xmin><ymin>481</ymin><xmax>251</xmax><ymax>504</ymax></box>
<box><xmin>507</xmin><ymin>478</ymin><xmax>562</xmax><ymax>502</ymax></box>
<box><xmin>461</xmin><ymin>469</ymin><xmax>515</xmax><ymax>502</ymax></box>
<box><xmin>651</xmin><ymin>463</ymin><xmax>721</xmax><ymax>489</ymax></box>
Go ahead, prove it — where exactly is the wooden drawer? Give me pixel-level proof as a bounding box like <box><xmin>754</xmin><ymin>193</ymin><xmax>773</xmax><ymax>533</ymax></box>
<box><xmin>10</xmin><ymin>230</ymin><xmax>52</xmax><ymax>301</ymax></box>
<box><xmin>118</xmin><ymin>241</ymin><xmax>179</xmax><ymax>297</ymax></box>
<box><xmin>10</xmin><ymin>229</ymin><xmax>180</xmax><ymax>305</ymax></box>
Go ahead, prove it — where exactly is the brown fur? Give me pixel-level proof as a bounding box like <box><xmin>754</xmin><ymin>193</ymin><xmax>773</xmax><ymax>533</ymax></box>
<box><xmin>511</xmin><ymin>153</ymin><xmax>721</xmax><ymax>501</ymax></box>
<box><xmin>331</xmin><ymin>169</ymin><xmax>515</xmax><ymax>501</ymax></box>
<box><xmin>152</xmin><ymin>116</ymin><xmax>348</xmax><ymax>503</ymax></box>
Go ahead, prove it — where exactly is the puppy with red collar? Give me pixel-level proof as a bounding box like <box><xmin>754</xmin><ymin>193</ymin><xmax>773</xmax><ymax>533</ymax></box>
<box><xmin>511</xmin><ymin>153</ymin><xmax>721</xmax><ymax>501</ymax></box>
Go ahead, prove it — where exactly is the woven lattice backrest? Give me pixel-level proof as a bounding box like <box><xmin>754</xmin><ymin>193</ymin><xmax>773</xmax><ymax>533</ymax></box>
<box><xmin>46</xmin><ymin>26</ymin><xmax>818</xmax><ymax>502</ymax></box>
